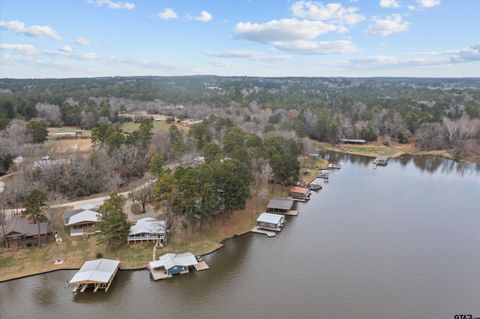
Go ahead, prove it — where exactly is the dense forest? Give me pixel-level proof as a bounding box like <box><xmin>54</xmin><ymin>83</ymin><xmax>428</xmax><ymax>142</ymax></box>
<box><xmin>1</xmin><ymin>76</ymin><xmax>480</xmax><ymax>161</ymax></box>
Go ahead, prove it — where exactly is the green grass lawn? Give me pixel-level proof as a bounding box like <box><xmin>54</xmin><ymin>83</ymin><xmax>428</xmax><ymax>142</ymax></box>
<box><xmin>120</xmin><ymin>121</ymin><xmax>171</xmax><ymax>133</ymax></box>
<box><xmin>343</xmin><ymin>146</ymin><xmax>399</xmax><ymax>157</ymax></box>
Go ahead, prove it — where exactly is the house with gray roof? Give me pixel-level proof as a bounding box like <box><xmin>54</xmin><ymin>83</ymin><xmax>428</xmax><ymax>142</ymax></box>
<box><xmin>4</xmin><ymin>218</ymin><xmax>49</xmax><ymax>249</ymax></box>
<box><xmin>127</xmin><ymin>217</ymin><xmax>167</xmax><ymax>247</ymax></box>
<box><xmin>64</xmin><ymin>204</ymin><xmax>101</xmax><ymax>237</ymax></box>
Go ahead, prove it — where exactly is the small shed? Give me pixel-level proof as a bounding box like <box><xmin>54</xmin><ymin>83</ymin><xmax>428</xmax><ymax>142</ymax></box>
<box><xmin>64</xmin><ymin>205</ymin><xmax>100</xmax><ymax>236</ymax></box>
<box><xmin>266</xmin><ymin>197</ymin><xmax>294</xmax><ymax>214</ymax></box>
<box><xmin>256</xmin><ymin>213</ymin><xmax>285</xmax><ymax>231</ymax></box>
<box><xmin>289</xmin><ymin>186</ymin><xmax>311</xmax><ymax>200</ymax></box>
<box><xmin>128</xmin><ymin>217</ymin><xmax>167</xmax><ymax>247</ymax></box>
<box><xmin>69</xmin><ymin>259</ymin><xmax>120</xmax><ymax>293</ymax></box>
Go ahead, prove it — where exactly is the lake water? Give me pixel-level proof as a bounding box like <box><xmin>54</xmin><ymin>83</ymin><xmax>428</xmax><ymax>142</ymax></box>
<box><xmin>1</xmin><ymin>154</ymin><xmax>479</xmax><ymax>319</ymax></box>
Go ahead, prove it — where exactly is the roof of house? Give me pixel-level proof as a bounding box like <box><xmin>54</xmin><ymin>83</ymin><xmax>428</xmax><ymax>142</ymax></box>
<box><xmin>267</xmin><ymin>197</ymin><xmax>294</xmax><ymax>210</ymax></box>
<box><xmin>340</xmin><ymin>138</ymin><xmax>366</xmax><ymax>143</ymax></box>
<box><xmin>375</xmin><ymin>156</ymin><xmax>389</xmax><ymax>161</ymax></box>
<box><xmin>128</xmin><ymin>217</ymin><xmax>166</xmax><ymax>236</ymax></box>
<box><xmin>66</xmin><ymin>210</ymin><xmax>100</xmax><ymax>226</ymax></box>
<box><xmin>64</xmin><ymin>205</ymin><xmax>99</xmax><ymax>223</ymax></box>
<box><xmin>5</xmin><ymin>218</ymin><xmax>48</xmax><ymax>237</ymax></box>
<box><xmin>69</xmin><ymin>259</ymin><xmax>120</xmax><ymax>284</ymax></box>
<box><xmin>257</xmin><ymin>213</ymin><xmax>284</xmax><ymax>225</ymax></box>
<box><xmin>289</xmin><ymin>186</ymin><xmax>309</xmax><ymax>194</ymax></box>
<box><xmin>149</xmin><ymin>252</ymin><xmax>197</xmax><ymax>270</ymax></box>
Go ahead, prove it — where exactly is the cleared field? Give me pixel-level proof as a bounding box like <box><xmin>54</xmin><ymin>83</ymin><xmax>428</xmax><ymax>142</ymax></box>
<box><xmin>48</xmin><ymin>126</ymin><xmax>90</xmax><ymax>137</ymax></box>
<box><xmin>120</xmin><ymin>121</ymin><xmax>172</xmax><ymax>133</ymax></box>
<box><xmin>51</xmin><ymin>138</ymin><xmax>92</xmax><ymax>153</ymax></box>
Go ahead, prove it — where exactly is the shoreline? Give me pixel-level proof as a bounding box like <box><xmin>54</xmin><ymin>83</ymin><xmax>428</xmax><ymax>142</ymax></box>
<box><xmin>316</xmin><ymin>141</ymin><xmax>479</xmax><ymax>164</ymax></box>
<box><xmin>0</xmin><ymin>221</ymin><xmax>257</xmax><ymax>283</ymax></box>
<box><xmin>0</xmin><ymin>190</ymin><xmax>274</xmax><ymax>282</ymax></box>
<box><xmin>1</xmin><ymin>147</ymin><xmax>476</xmax><ymax>283</ymax></box>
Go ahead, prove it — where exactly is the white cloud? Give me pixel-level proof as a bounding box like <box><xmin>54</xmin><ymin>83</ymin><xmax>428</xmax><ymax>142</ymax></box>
<box><xmin>365</xmin><ymin>14</ymin><xmax>409</xmax><ymax>36</ymax></box>
<box><xmin>234</xmin><ymin>18</ymin><xmax>356</xmax><ymax>54</ymax></box>
<box><xmin>59</xmin><ymin>45</ymin><xmax>73</xmax><ymax>54</ymax></box>
<box><xmin>157</xmin><ymin>8</ymin><xmax>178</xmax><ymax>20</ymax></box>
<box><xmin>273</xmin><ymin>39</ymin><xmax>359</xmax><ymax>54</ymax></box>
<box><xmin>81</xmin><ymin>52</ymin><xmax>99</xmax><ymax>60</ymax></box>
<box><xmin>75</xmin><ymin>37</ymin><xmax>92</xmax><ymax>46</ymax></box>
<box><xmin>379</xmin><ymin>0</ymin><xmax>401</xmax><ymax>8</ymax></box>
<box><xmin>0</xmin><ymin>20</ymin><xmax>62</xmax><ymax>41</ymax></box>
<box><xmin>417</xmin><ymin>0</ymin><xmax>440</xmax><ymax>8</ymax></box>
<box><xmin>204</xmin><ymin>50</ymin><xmax>290</xmax><ymax>61</ymax></box>
<box><xmin>407</xmin><ymin>4</ymin><xmax>416</xmax><ymax>10</ymax></box>
<box><xmin>195</xmin><ymin>11</ymin><xmax>213</xmax><ymax>23</ymax></box>
<box><xmin>291</xmin><ymin>1</ymin><xmax>364</xmax><ymax>29</ymax></box>
<box><xmin>235</xmin><ymin>19</ymin><xmax>337</xmax><ymax>43</ymax></box>
<box><xmin>349</xmin><ymin>45</ymin><xmax>480</xmax><ymax>68</ymax></box>
<box><xmin>87</xmin><ymin>0</ymin><xmax>135</xmax><ymax>10</ymax></box>
<box><xmin>0</xmin><ymin>43</ymin><xmax>38</xmax><ymax>55</ymax></box>
<box><xmin>209</xmin><ymin>60</ymin><xmax>230</xmax><ymax>67</ymax></box>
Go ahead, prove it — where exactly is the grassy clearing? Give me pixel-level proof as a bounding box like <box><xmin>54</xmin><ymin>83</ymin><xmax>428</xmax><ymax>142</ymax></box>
<box><xmin>301</xmin><ymin>157</ymin><xmax>329</xmax><ymax>184</ymax></box>
<box><xmin>120</xmin><ymin>121</ymin><xmax>171</xmax><ymax>133</ymax></box>
<box><xmin>317</xmin><ymin>141</ymin><xmax>407</xmax><ymax>158</ymax></box>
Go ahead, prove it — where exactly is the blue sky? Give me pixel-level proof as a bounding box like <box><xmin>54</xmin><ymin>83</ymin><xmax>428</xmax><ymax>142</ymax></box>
<box><xmin>0</xmin><ymin>0</ymin><xmax>479</xmax><ymax>78</ymax></box>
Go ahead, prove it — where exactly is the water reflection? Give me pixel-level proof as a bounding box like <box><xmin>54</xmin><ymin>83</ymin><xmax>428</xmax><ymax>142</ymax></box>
<box><xmin>321</xmin><ymin>150</ymin><xmax>480</xmax><ymax>176</ymax></box>
<box><xmin>1</xmin><ymin>152</ymin><xmax>479</xmax><ymax>319</ymax></box>
<box><xmin>33</xmin><ymin>275</ymin><xmax>57</xmax><ymax>308</ymax></box>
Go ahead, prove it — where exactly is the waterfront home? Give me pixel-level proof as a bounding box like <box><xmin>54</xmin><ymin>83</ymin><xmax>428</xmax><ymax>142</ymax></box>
<box><xmin>127</xmin><ymin>217</ymin><xmax>167</xmax><ymax>247</ymax></box>
<box><xmin>33</xmin><ymin>156</ymin><xmax>70</xmax><ymax>169</ymax></box>
<box><xmin>339</xmin><ymin>138</ymin><xmax>366</xmax><ymax>144</ymax></box>
<box><xmin>266</xmin><ymin>197</ymin><xmax>295</xmax><ymax>214</ymax></box>
<box><xmin>373</xmin><ymin>156</ymin><xmax>389</xmax><ymax>166</ymax></box>
<box><xmin>308</xmin><ymin>151</ymin><xmax>320</xmax><ymax>159</ymax></box>
<box><xmin>148</xmin><ymin>252</ymin><xmax>209</xmax><ymax>280</ymax></box>
<box><xmin>256</xmin><ymin>213</ymin><xmax>285</xmax><ymax>231</ymax></box>
<box><xmin>288</xmin><ymin>186</ymin><xmax>311</xmax><ymax>200</ymax></box>
<box><xmin>4</xmin><ymin>218</ymin><xmax>48</xmax><ymax>249</ymax></box>
<box><xmin>64</xmin><ymin>204</ymin><xmax>100</xmax><ymax>237</ymax></box>
<box><xmin>69</xmin><ymin>259</ymin><xmax>120</xmax><ymax>293</ymax></box>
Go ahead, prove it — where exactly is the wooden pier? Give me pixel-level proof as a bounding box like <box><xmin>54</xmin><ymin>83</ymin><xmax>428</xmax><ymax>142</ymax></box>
<box><xmin>250</xmin><ymin>226</ymin><xmax>277</xmax><ymax>237</ymax></box>
<box><xmin>284</xmin><ymin>209</ymin><xmax>298</xmax><ymax>216</ymax></box>
<box><xmin>194</xmin><ymin>261</ymin><xmax>210</xmax><ymax>271</ymax></box>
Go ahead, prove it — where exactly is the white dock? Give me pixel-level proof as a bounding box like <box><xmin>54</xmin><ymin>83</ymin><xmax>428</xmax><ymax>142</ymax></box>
<box><xmin>194</xmin><ymin>261</ymin><xmax>210</xmax><ymax>271</ymax></box>
<box><xmin>284</xmin><ymin>209</ymin><xmax>299</xmax><ymax>216</ymax></box>
<box><xmin>251</xmin><ymin>226</ymin><xmax>277</xmax><ymax>237</ymax></box>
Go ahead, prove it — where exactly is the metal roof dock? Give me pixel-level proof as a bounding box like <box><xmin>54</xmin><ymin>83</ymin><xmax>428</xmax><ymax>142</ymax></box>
<box><xmin>69</xmin><ymin>259</ymin><xmax>120</xmax><ymax>293</ymax></box>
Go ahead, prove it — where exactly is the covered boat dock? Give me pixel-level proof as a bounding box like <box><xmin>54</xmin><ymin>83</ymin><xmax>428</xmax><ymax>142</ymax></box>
<box><xmin>255</xmin><ymin>213</ymin><xmax>285</xmax><ymax>232</ymax></box>
<box><xmin>266</xmin><ymin>197</ymin><xmax>298</xmax><ymax>216</ymax></box>
<box><xmin>148</xmin><ymin>252</ymin><xmax>209</xmax><ymax>281</ymax></box>
<box><xmin>69</xmin><ymin>259</ymin><xmax>120</xmax><ymax>293</ymax></box>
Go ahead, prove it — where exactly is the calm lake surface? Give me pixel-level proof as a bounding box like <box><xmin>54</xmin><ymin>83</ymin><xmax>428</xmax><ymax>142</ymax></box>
<box><xmin>1</xmin><ymin>154</ymin><xmax>479</xmax><ymax>319</ymax></box>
